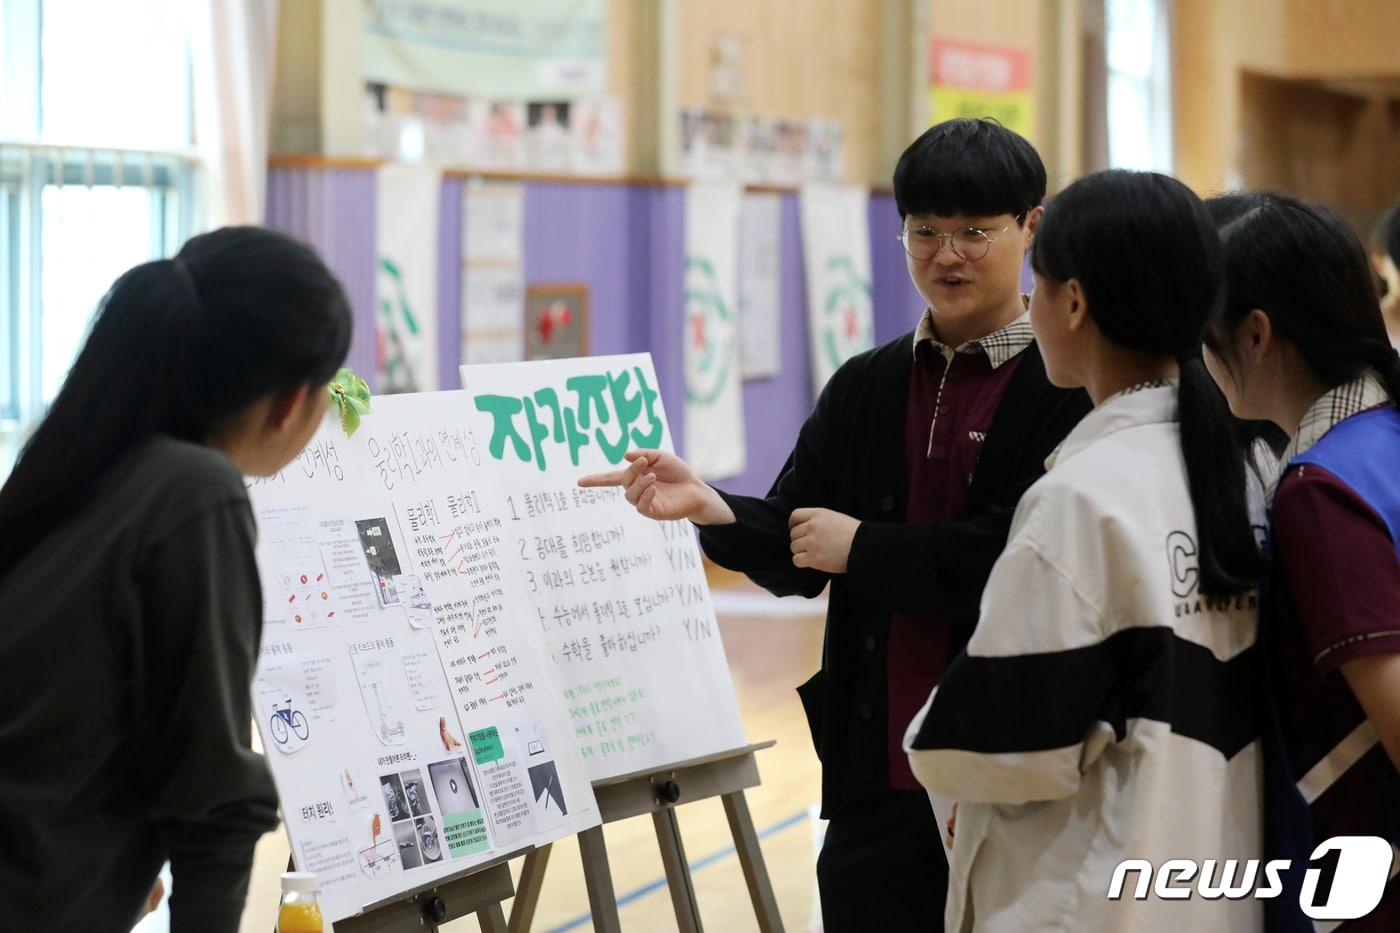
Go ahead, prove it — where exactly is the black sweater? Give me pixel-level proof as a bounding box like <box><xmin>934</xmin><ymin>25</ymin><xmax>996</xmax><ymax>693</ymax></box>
<box><xmin>0</xmin><ymin>437</ymin><xmax>278</xmax><ymax>932</ymax></box>
<box><xmin>698</xmin><ymin>331</ymin><xmax>1091</xmax><ymax>818</ymax></box>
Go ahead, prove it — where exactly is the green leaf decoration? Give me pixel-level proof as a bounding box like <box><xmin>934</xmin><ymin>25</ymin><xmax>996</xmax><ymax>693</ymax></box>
<box><xmin>328</xmin><ymin>367</ymin><xmax>373</xmax><ymax>438</ymax></box>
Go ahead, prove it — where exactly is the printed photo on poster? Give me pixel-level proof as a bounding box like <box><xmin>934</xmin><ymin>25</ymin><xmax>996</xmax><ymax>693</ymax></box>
<box><xmin>525</xmin><ymin>101</ymin><xmax>572</xmax><ymax>172</ymax></box>
<box><xmin>355</xmin><ymin>517</ymin><xmax>403</xmax><ymax>607</ymax></box>
<box><xmin>524</xmin><ymin>284</ymin><xmax>589</xmax><ymax>361</ymax></box>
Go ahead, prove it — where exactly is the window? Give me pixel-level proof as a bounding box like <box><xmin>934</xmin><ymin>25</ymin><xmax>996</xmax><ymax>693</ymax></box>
<box><xmin>1106</xmin><ymin>0</ymin><xmax>1173</xmax><ymax>172</ymax></box>
<box><xmin>0</xmin><ymin>0</ymin><xmax>196</xmax><ymax>472</ymax></box>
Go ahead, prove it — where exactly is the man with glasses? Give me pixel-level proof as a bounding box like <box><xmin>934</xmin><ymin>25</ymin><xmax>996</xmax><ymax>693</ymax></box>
<box><xmin>579</xmin><ymin>118</ymin><xmax>1090</xmax><ymax>930</ymax></box>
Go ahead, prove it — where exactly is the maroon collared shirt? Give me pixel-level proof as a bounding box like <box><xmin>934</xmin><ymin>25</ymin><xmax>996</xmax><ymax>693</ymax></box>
<box><xmin>886</xmin><ymin>337</ymin><xmax>1026</xmax><ymax>789</ymax></box>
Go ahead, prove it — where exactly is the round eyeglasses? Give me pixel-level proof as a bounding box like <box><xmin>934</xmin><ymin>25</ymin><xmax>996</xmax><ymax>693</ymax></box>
<box><xmin>898</xmin><ymin>217</ymin><xmax>1020</xmax><ymax>263</ymax></box>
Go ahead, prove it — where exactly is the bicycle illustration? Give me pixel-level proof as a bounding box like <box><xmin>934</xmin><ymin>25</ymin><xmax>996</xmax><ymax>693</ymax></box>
<box><xmin>269</xmin><ymin>699</ymin><xmax>310</xmax><ymax>746</ymax></box>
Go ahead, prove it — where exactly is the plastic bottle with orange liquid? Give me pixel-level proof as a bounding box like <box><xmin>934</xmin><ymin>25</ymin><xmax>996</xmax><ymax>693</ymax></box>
<box><xmin>277</xmin><ymin>871</ymin><xmax>324</xmax><ymax>933</ymax></box>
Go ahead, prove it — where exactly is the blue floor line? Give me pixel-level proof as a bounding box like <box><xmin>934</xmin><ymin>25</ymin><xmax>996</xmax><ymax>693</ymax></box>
<box><xmin>544</xmin><ymin>806</ymin><xmax>813</xmax><ymax>933</ymax></box>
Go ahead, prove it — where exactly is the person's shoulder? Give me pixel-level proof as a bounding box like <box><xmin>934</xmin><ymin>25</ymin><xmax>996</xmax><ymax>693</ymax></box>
<box><xmin>131</xmin><ymin>436</ymin><xmax>250</xmax><ymax>515</ymax></box>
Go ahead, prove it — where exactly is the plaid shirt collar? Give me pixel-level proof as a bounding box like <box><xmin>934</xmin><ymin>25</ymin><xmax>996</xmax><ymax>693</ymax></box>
<box><xmin>912</xmin><ymin>297</ymin><xmax>1035</xmax><ymax>370</ymax></box>
<box><xmin>1282</xmin><ymin>370</ymin><xmax>1390</xmax><ymax>463</ymax></box>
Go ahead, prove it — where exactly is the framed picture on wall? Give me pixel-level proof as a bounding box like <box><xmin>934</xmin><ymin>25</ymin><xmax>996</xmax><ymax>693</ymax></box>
<box><xmin>524</xmin><ymin>284</ymin><xmax>590</xmax><ymax>360</ymax></box>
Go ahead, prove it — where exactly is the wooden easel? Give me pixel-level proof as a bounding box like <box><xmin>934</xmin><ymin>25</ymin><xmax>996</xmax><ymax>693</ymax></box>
<box><xmin>288</xmin><ymin>846</ymin><xmax>528</xmax><ymax>933</ymax></box>
<box><xmin>508</xmin><ymin>742</ymin><xmax>783</xmax><ymax>933</ymax></box>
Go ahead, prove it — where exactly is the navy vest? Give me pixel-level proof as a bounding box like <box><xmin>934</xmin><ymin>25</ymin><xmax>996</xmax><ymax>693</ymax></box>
<box><xmin>1265</xmin><ymin>404</ymin><xmax>1400</xmax><ymax>931</ymax></box>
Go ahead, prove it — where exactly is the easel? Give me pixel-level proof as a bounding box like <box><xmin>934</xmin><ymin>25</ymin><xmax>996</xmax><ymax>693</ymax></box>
<box><xmin>508</xmin><ymin>742</ymin><xmax>783</xmax><ymax>933</ymax></box>
<box><xmin>283</xmin><ymin>846</ymin><xmax>528</xmax><ymax>933</ymax></box>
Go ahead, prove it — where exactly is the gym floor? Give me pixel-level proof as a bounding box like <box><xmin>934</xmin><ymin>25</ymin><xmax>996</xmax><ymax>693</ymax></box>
<box><xmin>238</xmin><ymin>567</ymin><xmax>829</xmax><ymax>933</ymax></box>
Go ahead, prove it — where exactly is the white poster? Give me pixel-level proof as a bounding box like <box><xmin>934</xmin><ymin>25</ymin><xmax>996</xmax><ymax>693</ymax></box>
<box><xmin>738</xmin><ymin>192</ymin><xmax>782</xmax><ymax>379</ymax></box>
<box><xmin>572</xmin><ymin>97</ymin><xmax>625</xmax><ymax>176</ymax></box>
<box><xmin>248</xmin><ymin>395</ymin><xmax>599</xmax><ymax>923</ymax></box>
<box><xmin>461</xmin><ymin>182</ymin><xmax>525</xmax><ymax>365</ymax></box>
<box><xmin>460</xmin><ymin>354</ymin><xmax>749</xmax><ymax>779</ymax></box>
<box><xmin>376</xmin><ymin>164</ymin><xmax>441</xmax><ymax>393</ymax></box>
<box><xmin>799</xmin><ymin>184</ymin><xmax>875</xmax><ymax>393</ymax></box>
<box><xmin>682</xmin><ymin>184</ymin><xmax>747</xmax><ymax>480</ymax></box>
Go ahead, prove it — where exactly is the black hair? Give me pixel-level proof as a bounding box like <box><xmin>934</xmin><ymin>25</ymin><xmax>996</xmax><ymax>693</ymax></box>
<box><xmin>1033</xmin><ymin>169</ymin><xmax>1261</xmax><ymax>597</ymax></box>
<box><xmin>0</xmin><ymin>225</ymin><xmax>352</xmax><ymax>577</ymax></box>
<box><xmin>1204</xmin><ymin>191</ymin><xmax>1270</xmax><ymax>229</ymax></box>
<box><xmin>1201</xmin><ymin>193</ymin><xmax>1294</xmax><ymax>461</ymax></box>
<box><xmin>1206</xmin><ymin>192</ymin><xmax>1400</xmax><ymax>411</ymax></box>
<box><xmin>892</xmin><ymin>118</ymin><xmax>1046</xmax><ymax>223</ymax></box>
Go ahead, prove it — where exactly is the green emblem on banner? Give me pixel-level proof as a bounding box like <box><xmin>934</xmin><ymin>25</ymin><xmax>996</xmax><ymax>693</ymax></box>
<box><xmin>683</xmin><ymin>256</ymin><xmax>735</xmax><ymax>406</ymax></box>
<box><xmin>821</xmin><ymin>256</ymin><xmax>873</xmax><ymax>371</ymax></box>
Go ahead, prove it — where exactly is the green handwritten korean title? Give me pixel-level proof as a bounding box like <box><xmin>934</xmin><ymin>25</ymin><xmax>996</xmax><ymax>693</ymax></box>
<box><xmin>474</xmin><ymin>367</ymin><xmax>665</xmax><ymax>470</ymax></box>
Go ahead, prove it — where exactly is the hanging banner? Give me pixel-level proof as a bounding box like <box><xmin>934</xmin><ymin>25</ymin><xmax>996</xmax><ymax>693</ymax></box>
<box><xmin>461</xmin><ymin>181</ymin><xmax>525</xmax><ymax>365</ymax></box>
<box><xmin>363</xmin><ymin>0</ymin><xmax>607</xmax><ymax>100</ymax></box>
<box><xmin>376</xmin><ymin>164</ymin><xmax>441</xmax><ymax>393</ymax></box>
<box><xmin>738</xmin><ymin>192</ymin><xmax>782</xmax><ymax>379</ymax></box>
<box><xmin>929</xmin><ymin>37</ymin><xmax>1033</xmax><ymax>140</ymax></box>
<box><xmin>799</xmin><ymin>185</ymin><xmax>875</xmax><ymax>394</ymax></box>
<box><xmin>683</xmin><ymin>184</ymin><xmax>747</xmax><ymax>480</ymax></box>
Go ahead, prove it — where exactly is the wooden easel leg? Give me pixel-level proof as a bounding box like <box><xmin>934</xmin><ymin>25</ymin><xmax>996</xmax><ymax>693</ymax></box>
<box><xmin>578</xmin><ymin>825</ymin><xmax>623</xmax><ymax>933</ymax></box>
<box><xmin>722</xmin><ymin>790</ymin><xmax>785</xmax><ymax>933</ymax></box>
<box><xmin>508</xmin><ymin>843</ymin><xmax>553</xmax><ymax>933</ymax></box>
<box><xmin>652</xmin><ymin>806</ymin><xmax>704</xmax><ymax>933</ymax></box>
<box><xmin>478</xmin><ymin>901</ymin><xmax>509</xmax><ymax>933</ymax></box>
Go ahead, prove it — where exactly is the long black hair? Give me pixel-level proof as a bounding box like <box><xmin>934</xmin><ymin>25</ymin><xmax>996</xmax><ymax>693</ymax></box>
<box><xmin>1033</xmin><ymin>169</ymin><xmax>1261</xmax><ymax>597</ymax></box>
<box><xmin>1206</xmin><ymin>193</ymin><xmax>1400</xmax><ymax>407</ymax></box>
<box><xmin>0</xmin><ymin>225</ymin><xmax>352</xmax><ymax>577</ymax></box>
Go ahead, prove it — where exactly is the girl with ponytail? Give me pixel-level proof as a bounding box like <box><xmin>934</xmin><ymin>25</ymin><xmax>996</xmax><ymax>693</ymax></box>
<box><xmin>905</xmin><ymin>170</ymin><xmax>1264</xmax><ymax>932</ymax></box>
<box><xmin>0</xmin><ymin>226</ymin><xmax>351</xmax><ymax>930</ymax></box>
<box><xmin>1205</xmin><ymin>193</ymin><xmax>1400</xmax><ymax>930</ymax></box>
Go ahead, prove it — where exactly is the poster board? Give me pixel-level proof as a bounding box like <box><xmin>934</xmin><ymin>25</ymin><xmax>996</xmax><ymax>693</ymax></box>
<box><xmin>247</xmin><ymin>392</ymin><xmax>599</xmax><ymax>923</ymax></box>
<box><xmin>461</xmin><ymin>353</ymin><xmax>748</xmax><ymax>779</ymax></box>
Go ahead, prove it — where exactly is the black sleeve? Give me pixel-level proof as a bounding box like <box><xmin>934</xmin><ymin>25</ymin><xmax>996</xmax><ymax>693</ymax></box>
<box><xmin>844</xmin><ymin>385</ymin><xmax>1090</xmax><ymax>617</ymax></box>
<box><xmin>696</xmin><ymin>366</ymin><xmax>848</xmax><ymax>599</ymax></box>
<box><xmin>134</xmin><ymin>499</ymin><xmax>280</xmax><ymax>933</ymax></box>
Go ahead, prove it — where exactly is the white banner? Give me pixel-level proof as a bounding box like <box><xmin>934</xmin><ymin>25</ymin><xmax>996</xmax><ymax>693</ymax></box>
<box><xmin>738</xmin><ymin>192</ymin><xmax>782</xmax><ymax>379</ymax></box>
<box><xmin>461</xmin><ymin>182</ymin><xmax>525</xmax><ymax>365</ymax></box>
<box><xmin>683</xmin><ymin>184</ymin><xmax>747</xmax><ymax>480</ymax></box>
<box><xmin>376</xmin><ymin>164</ymin><xmax>441</xmax><ymax>393</ymax></box>
<box><xmin>799</xmin><ymin>184</ymin><xmax>875</xmax><ymax>394</ymax></box>
<box><xmin>363</xmin><ymin>0</ymin><xmax>607</xmax><ymax>100</ymax></box>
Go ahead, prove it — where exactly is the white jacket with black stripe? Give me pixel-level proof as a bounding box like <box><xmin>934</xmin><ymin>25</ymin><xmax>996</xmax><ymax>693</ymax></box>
<box><xmin>905</xmin><ymin>385</ymin><xmax>1264</xmax><ymax>933</ymax></box>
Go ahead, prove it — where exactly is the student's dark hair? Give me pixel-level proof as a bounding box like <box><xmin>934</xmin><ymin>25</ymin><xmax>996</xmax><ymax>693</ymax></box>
<box><xmin>1033</xmin><ymin>169</ymin><xmax>1261</xmax><ymax>597</ymax></box>
<box><xmin>0</xmin><ymin>225</ymin><xmax>352</xmax><ymax>577</ymax></box>
<box><xmin>1202</xmin><ymin>193</ymin><xmax>1295</xmax><ymax>465</ymax></box>
<box><xmin>1204</xmin><ymin>191</ymin><xmax>1270</xmax><ymax>229</ymax></box>
<box><xmin>1205</xmin><ymin>192</ymin><xmax>1400</xmax><ymax>412</ymax></box>
<box><xmin>893</xmin><ymin>117</ymin><xmax>1046</xmax><ymax>223</ymax></box>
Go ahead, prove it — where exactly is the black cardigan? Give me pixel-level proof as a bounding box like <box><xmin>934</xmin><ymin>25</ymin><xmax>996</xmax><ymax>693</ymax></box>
<box><xmin>698</xmin><ymin>331</ymin><xmax>1092</xmax><ymax>819</ymax></box>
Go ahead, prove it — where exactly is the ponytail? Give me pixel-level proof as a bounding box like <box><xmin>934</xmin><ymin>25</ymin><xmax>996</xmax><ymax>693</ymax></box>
<box><xmin>0</xmin><ymin>227</ymin><xmax>352</xmax><ymax>579</ymax></box>
<box><xmin>1034</xmin><ymin>170</ymin><xmax>1261</xmax><ymax>599</ymax></box>
<box><xmin>1177</xmin><ymin>352</ymin><xmax>1263</xmax><ymax>596</ymax></box>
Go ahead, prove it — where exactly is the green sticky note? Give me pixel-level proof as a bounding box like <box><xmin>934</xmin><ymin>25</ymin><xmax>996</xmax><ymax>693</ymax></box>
<box><xmin>442</xmin><ymin>810</ymin><xmax>490</xmax><ymax>858</ymax></box>
<box><xmin>469</xmin><ymin>727</ymin><xmax>504</xmax><ymax>765</ymax></box>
